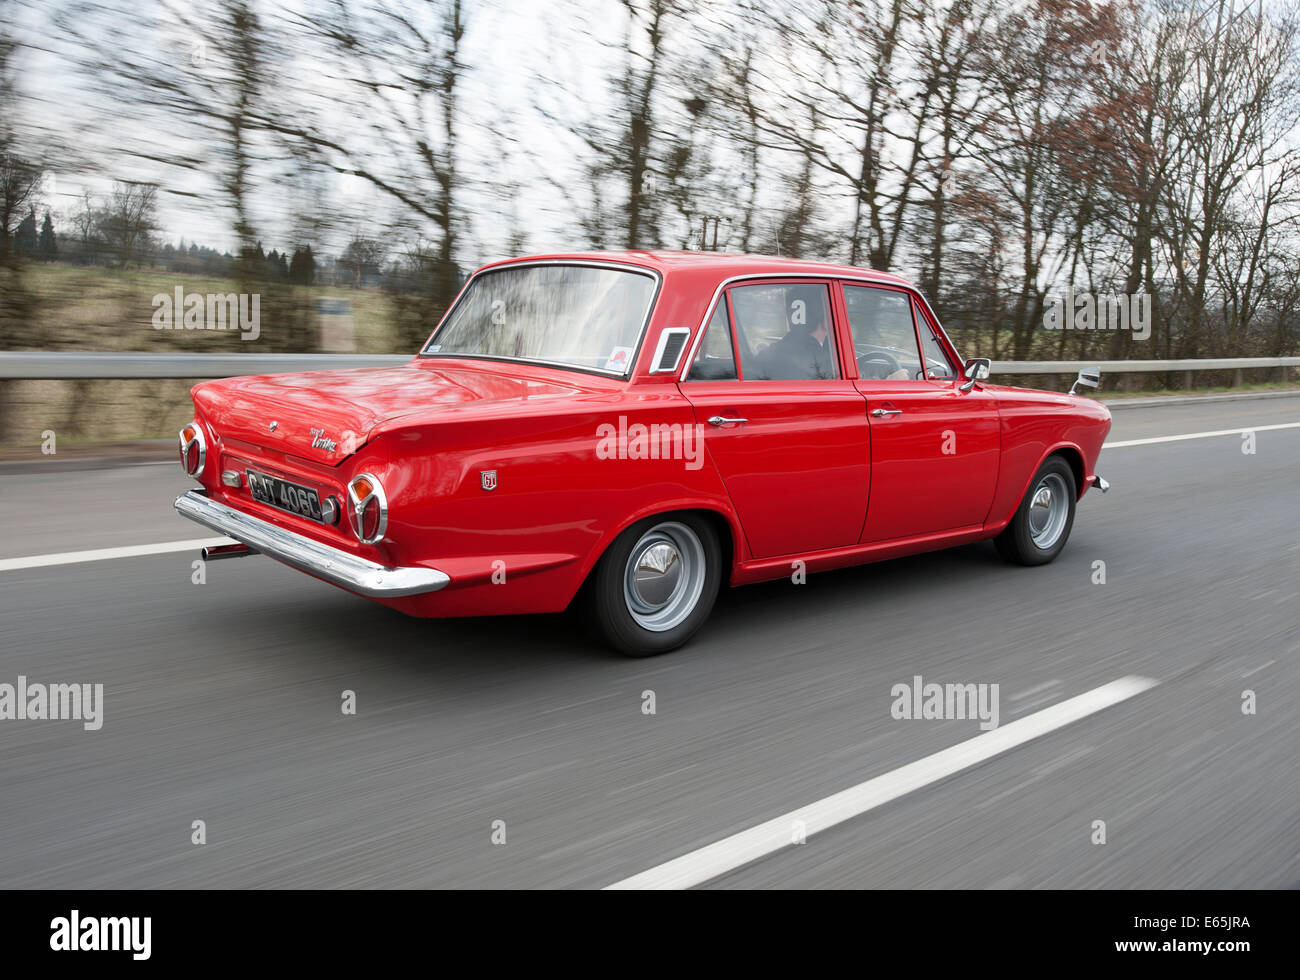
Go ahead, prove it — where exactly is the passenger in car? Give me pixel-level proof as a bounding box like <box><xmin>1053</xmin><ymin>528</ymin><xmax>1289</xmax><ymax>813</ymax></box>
<box><xmin>756</xmin><ymin>289</ymin><xmax>837</xmax><ymax>380</ymax></box>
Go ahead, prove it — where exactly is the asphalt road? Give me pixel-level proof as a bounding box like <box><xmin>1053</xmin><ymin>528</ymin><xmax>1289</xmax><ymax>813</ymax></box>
<box><xmin>0</xmin><ymin>395</ymin><xmax>1296</xmax><ymax>888</ymax></box>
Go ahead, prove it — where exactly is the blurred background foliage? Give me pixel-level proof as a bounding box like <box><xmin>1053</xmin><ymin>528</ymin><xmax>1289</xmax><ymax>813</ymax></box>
<box><xmin>1</xmin><ymin>0</ymin><xmax>1299</xmax><ymax>443</ymax></box>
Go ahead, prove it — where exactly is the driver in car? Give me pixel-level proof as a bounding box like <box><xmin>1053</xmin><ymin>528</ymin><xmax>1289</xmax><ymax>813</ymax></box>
<box><xmin>852</xmin><ymin>293</ymin><xmax>913</xmax><ymax>381</ymax></box>
<box><xmin>858</xmin><ymin>357</ymin><xmax>911</xmax><ymax>381</ymax></box>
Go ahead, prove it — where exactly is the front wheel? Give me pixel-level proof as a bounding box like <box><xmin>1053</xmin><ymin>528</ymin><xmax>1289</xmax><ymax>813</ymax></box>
<box><xmin>994</xmin><ymin>456</ymin><xmax>1077</xmax><ymax>566</ymax></box>
<box><xmin>585</xmin><ymin>514</ymin><xmax>722</xmax><ymax>656</ymax></box>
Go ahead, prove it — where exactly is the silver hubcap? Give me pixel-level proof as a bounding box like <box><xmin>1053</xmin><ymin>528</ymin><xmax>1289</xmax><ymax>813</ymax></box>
<box><xmin>623</xmin><ymin>522</ymin><xmax>706</xmax><ymax>632</ymax></box>
<box><xmin>1027</xmin><ymin>473</ymin><xmax>1069</xmax><ymax>549</ymax></box>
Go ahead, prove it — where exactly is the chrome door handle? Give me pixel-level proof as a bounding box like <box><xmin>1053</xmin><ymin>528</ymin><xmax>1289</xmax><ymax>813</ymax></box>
<box><xmin>707</xmin><ymin>415</ymin><xmax>748</xmax><ymax>426</ymax></box>
<box><xmin>871</xmin><ymin>408</ymin><xmax>902</xmax><ymax>417</ymax></box>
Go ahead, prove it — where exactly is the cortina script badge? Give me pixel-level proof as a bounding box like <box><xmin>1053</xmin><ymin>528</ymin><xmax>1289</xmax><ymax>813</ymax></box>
<box><xmin>310</xmin><ymin>427</ymin><xmax>337</xmax><ymax>453</ymax></box>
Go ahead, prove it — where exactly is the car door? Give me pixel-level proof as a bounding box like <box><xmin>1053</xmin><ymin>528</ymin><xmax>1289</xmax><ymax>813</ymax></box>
<box><xmin>679</xmin><ymin>281</ymin><xmax>870</xmax><ymax>559</ymax></box>
<box><xmin>840</xmin><ymin>283</ymin><xmax>1000</xmax><ymax>543</ymax></box>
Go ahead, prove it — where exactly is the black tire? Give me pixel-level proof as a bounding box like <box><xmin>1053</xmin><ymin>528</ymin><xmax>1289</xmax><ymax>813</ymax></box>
<box><xmin>584</xmin><ymin>513</ymin><xmax>722</xmax><ymax>656</ymax></box>
<box><xmin>994</xmin><ymin>455</ymin><xmax>1077</xmax><ymax>566</ymax></box>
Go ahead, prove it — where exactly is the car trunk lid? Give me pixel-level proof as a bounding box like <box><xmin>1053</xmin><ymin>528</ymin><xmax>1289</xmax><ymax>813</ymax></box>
<box><xmin>193</xmin><ymin>359</ymin><xmax>594</xmax><ymax>465</ymax></box>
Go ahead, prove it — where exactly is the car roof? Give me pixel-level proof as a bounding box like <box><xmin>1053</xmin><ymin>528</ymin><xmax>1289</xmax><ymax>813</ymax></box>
<box><xmin>476</xmin><ymin>249</ymin><xmax>914</xmax><ymax>287</ymax></box>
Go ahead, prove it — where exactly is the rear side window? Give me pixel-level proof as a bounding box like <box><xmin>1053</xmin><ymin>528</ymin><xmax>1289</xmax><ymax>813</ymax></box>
<box><xmin>687</xmin><ymin>298</ymin><xmax>738</xmax><ymax>380</ymax></box>
<box><xmin>728</xmin><ymin>282</ymin><xmax>839</xmax><ymax>380</ymax></box>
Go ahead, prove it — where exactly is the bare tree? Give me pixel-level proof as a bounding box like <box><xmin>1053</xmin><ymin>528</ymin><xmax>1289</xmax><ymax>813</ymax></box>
<box><xmin>710</xmin><ymin>38</ymin><xmax>766</xmax><ymax>251</ymax></box>
<box><xmin>0</xmin><ymin>150</ymin><xmax>40</xmax><ymax>256</ymax></box>
<box><xmin>909</xmin><ymin>0</ymin><xmax>999</xmax><ymax>309</ymax></box>
<box><xmin>967</xmin><ymin>0</ymin><xmax>1124</xmax><ymax>358</ymax></box>
<box><xmin>283</xmin><ymin>0</ymin><xmax>466</xmax><ymax>311</ymax></box>
<box><xmin>97</xmin><ymin>181</ymin><xmax>158</xmax><ymax>267</ymax></box>
<box><xmin>0</xmin><ymin>0</ymin><xmax>36</xmax><ymax>437</ymax></box>
<box><xmin>743</xmin><ymin>0</ymin><xmax>921</xmax><ymax>269</ymax></box>
<box><xmin>0</xmin><ymin>0</ymin><xmax>41</xmax><ymax>259</ymax></box>
<box><xmin>60</xmin><ymin>0</ymin><xmax>276</xmax><ymax>265</ymax></box>
<box><xmin>536</xmin><ymin>0</ymin><xmax>701</xmax><ymax>250</ymax></box>
<box><xmin>1156</xmin><ymin>0</ymin><xmax>1300</xmax><ymax>356</ymax></box>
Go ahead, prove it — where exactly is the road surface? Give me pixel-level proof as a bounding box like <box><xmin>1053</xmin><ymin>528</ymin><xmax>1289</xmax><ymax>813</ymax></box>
<box><xmin>1</xmin><ymin>396</ymin><xmax>1296</xmax><ymax>888</ymax></box>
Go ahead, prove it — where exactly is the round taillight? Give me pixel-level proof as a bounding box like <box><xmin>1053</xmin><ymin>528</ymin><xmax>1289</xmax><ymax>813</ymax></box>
<box><xmin>178</xmin><ymin>422</ymin><xmax>206</xmax><ymax>477</ymax></box>
<box><xmin>346</xmin><ymin>473</ymin><xmax>388</xmax><ymax>544</ymax></box>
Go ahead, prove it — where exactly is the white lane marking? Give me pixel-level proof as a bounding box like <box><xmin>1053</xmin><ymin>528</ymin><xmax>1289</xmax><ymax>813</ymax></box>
<box><xmin>1105</xmin><ymin>421</ymin><xmax>1300</xmax><ymax>448</ymax></box>
<box><xmin>605</xmin><ymin>675</ymin><xmax>1159</xmax><ymax>890</ymax></box>
<box><xmin>0</xmin><ymin>538</ymin><xmax>235</xmax><ymax>572</ymax></box>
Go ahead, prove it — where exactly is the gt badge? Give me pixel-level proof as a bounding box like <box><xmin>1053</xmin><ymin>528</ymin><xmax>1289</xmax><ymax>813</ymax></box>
<box><xmin>480</xmin><ymin>470</ymin><xmax>498</xmax><ymax>491</ymax></box>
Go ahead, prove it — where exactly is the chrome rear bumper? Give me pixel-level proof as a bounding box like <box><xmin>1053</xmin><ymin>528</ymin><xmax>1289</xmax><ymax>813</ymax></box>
<box><xmin>174</xmin><ymin>489</ymin><xmax>450</xmax><ymax>597</ymax></box>
<box><xmin>1092</xmin><ymin>475</ymin><xmax>1110</xmax><ymax>493</ymax></box>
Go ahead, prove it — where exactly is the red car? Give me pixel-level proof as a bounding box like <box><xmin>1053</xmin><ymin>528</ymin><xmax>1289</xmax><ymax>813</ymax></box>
<box><xmin>175</xmin><ymin>251</ymin><xmax>1111</xmax><ymax>655</ymax></box>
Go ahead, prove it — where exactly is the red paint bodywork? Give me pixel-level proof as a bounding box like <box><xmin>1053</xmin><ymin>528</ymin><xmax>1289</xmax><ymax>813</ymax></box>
<box><xmin>186</xmin><ymin>251</ymin><xmax>1111</xmax><ymax>615</ymax></box>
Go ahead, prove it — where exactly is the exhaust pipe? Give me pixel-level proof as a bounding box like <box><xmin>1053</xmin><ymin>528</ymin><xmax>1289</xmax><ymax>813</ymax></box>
<box><xmin>202</xmin><ymin>542</ymin><xmax>259</xmax><ymax>561</ymax></box>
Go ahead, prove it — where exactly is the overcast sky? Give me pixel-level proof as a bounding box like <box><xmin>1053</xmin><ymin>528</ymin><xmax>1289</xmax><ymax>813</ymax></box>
<box><xmin>9</xmin><ymin>0</ymin><xmax>646</xmax><ymax>262</ymax></box>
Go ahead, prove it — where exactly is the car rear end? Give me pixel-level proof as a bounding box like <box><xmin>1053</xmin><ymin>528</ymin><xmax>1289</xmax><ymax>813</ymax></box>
<box><xmin>174</xmin><ymin>370</ymin><xmax>450</xmax><ymax>600</ymax></box>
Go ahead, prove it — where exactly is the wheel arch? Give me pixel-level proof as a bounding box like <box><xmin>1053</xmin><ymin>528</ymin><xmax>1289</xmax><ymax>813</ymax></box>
<box><xmin>567</xmin><ymin>502</ymin><xmax>741</xmax><ymax>607</ymax></box>
<box><xmin>1051</xmin><ymin>445</ymin><xmax>1086</xmax><ymax>499</ymax></box>
<box><xmin>987</xmin><ymin>442</ymin><xmax>1089</xmax><ymax>534</ymax></box>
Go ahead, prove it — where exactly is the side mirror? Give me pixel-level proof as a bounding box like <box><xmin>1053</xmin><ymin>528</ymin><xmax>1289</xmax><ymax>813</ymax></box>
<box><xmin>1069</xmin><ymin>367</ymin><xmax>1100</xmax><ymax>396</ymax></box>
<box><xmin>959</xmin><ymin>357</ymin><xmax>991</xmax><ymax>392</ymax></box>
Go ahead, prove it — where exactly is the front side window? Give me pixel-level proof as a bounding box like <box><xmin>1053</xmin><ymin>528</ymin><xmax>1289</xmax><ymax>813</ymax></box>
<box><xmin>425</xmin><ymin>264</ymin><xmax>657</xmax><ymax>374</ymax></box>
<box><xmin>843</xmin><ymin>285</ymin><xmax>922</xmax><ymax>381</ymax></box>
<box><xmin>729</xmin><ymin>282</ymin><xmax>839</xmax><ymax>380</ymax></box>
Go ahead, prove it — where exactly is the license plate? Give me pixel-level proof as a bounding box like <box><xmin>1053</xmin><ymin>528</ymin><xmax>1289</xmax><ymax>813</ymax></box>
<box><xmin>247</xmin><ymin>469</ymin><xmax>324</xmax><ymax>523</ymax></box>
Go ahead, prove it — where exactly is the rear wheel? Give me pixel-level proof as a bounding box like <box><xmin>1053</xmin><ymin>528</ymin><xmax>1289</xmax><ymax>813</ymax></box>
<box><xmin>585</xmin><ymin>514</ymin><xmax>722</xmax><ymax>656</ymax></box>
<box><xmin>995</xmin><ymin>456</ymin><xmax>1077</xmax><ymax>566</ymax></box>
